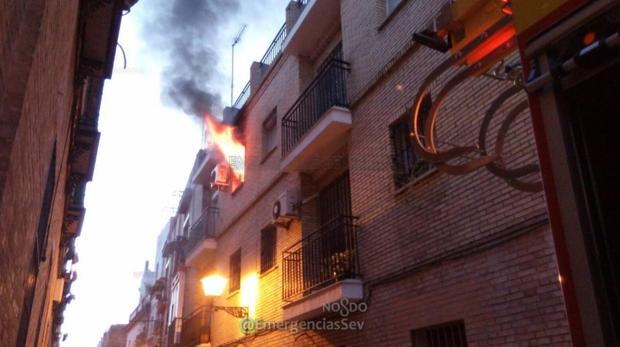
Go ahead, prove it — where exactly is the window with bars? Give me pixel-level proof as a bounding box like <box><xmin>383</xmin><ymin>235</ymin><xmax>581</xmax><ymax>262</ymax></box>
<box><xmin>389</xmin><ymin>95</ymin><xmax>433</xmax><ymax>188</ymax></box>
<box><xmin>410</xmin><ymin>320</ymin><xmax>467</xmax><ymax>347</ymax></box>
<box><xmin>229</xmin><ymin>249</ymin><xmax>241</xmax><ymax>292</ymax></box>
<box><xmin>262</xmin><ymin>108</ymin><xmax>278</xmax><ymax>158</ymax></box>
<box><xmin>260</xmin><ymin>226</ymin><xmax>277</xmax><ymax>273</ymax></box>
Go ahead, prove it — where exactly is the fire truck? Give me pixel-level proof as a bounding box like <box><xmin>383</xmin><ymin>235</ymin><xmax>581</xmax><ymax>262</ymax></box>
<box><xmin>411</xmin><ymin>1</ymin><xmax>620</xmax><ymax>345</ymax></box>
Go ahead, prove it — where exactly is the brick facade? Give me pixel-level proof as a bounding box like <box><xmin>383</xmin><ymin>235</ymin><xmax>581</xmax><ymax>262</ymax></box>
<box><xmin>160</xmin><ymin>1</ymin><xmax>573</xmax><ymax>346</ymax></box>
<box><xmin>0</xmin><ymin>1</ymin><xmax>131</xmax><ymax>346</ymax></box>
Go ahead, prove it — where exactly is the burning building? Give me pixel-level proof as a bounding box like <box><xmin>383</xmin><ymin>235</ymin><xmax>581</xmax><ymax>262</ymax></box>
<box><xmin>138</xmin><ymin>0</ymin><xmax>620</xmax><ymax>346</ymax></box>
<box><xmin>204</xmin><ymin>115</ymin><xmax>246</xmax><ymax>192</ymax></box>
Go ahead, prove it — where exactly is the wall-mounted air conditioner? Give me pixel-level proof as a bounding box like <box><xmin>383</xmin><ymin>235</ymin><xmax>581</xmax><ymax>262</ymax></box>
<box><xmin>210</xmin><ymin>163</ymin><xmax>230</xmax><ymax>190</ymax></box>
<box><xmin>272</xmin><ymin>190</ymin><xmax>299</xmax><ymax>228</ymax></box>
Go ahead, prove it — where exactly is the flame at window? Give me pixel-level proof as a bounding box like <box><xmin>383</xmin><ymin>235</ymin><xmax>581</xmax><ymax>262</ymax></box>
<box><xmin>204</xmin><ymin>114</ymin><xmax>245</xmax><ymax>191</ymax></box>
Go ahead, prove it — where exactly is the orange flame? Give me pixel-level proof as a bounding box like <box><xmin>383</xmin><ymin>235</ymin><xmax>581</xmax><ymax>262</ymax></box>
<box><xmin>204</xmin><ymin>114</ymin><xmax>245</xmax><ymax>190</ymax></box>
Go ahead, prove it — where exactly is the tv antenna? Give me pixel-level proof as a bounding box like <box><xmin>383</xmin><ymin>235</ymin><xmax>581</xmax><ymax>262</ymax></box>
<box><xmin>231</xmin><ymin>24</ymin><xmax>247</xmax><ymax>106</ymax></box>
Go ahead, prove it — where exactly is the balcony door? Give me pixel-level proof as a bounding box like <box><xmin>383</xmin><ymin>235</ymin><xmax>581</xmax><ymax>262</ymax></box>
<box><xmin>302</xmin><ymin>172</ymin><xmax>352</xmax><ymax>294</ymax></box>
<box><xmin>318</xmin><ymin>172</ymin><xmax>351</xmax><ymax>224</ymax></box>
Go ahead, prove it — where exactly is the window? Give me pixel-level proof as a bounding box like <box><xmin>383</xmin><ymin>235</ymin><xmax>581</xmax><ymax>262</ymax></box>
<box><xmin>385</xmin><ymin>0</ymin><xmax>402</xmax><ymax>15</ymax></box>
<box><xmin>182</xmin><ymin>215</ymin><xmax>190</xmax><ymax>238</ymax></box>
<box><xmin>262</xmin><ymin>108</ymin><xmax>277</xmax><ymax>158</ymax></box>
<box><xmin>411</xmin><ymin>320</ymin><xmax>467</xmax><ymax>347</ymax></box>
<box><xmin>389</xmin><ymin>95</ymin><xmax>433</xmax><ymax>188</ymax></box>
<box><xmin>260</xmin><ymin>226</ymin><xmax>277</xmax><ymax>273</ymax></box>
<box><xmin>36</xmin><ymin>143</ymin><xmax>56</xmax><ymax>261</ymax></box>
<box><xmin>229</xmin><ymin>249</ymin><xmax>241</xmax><ymax>292</ymax></box>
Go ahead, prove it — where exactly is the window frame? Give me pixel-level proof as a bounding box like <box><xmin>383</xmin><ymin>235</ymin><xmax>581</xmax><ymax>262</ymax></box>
<box><xmin>260</xmin><ymin>225</ymin><xmax>277</xmax><ymax>273</ymax></box>
<box><xmin>389</xmin><ymin>96</ymin><xmax>434</xmax><ymax>188</ymax></box>
<box><xmin>229</xmin><ymin>249</ymin><xmax>241</xmax><ymax>293</ymax></box>
<box><xmin>410</xmin><ymin>320</ymin><xmax>467</xmax><ymax>347</ymax></box>
<box><xmin>261</xmin><ymin>108</ymin><xmax>278</xmax><ymax>160</ymax></box>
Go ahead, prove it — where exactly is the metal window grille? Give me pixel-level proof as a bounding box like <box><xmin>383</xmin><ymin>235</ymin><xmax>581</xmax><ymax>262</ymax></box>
<box><xmin>411</xmin><ymin>320</ymin><xmax>468</xmax><ymax>347</ymax></box>
<box><xmin>260</xmin><ymin>226</ymin><xmax>277</xmax><ymax>273</ymax></box>
<box><xmin>262</xmin><ymin>108</ymin><xmax>278</xmax><ymax>157</ymax></box>
<box><xmin>389</xmin><ymin>95</ymin><xmax>433</xmax><ymax>188</ymax></box>
<box><xmin>229</xmin><ymin>249</ymin><xmax>241</xmax><ymax>292</ymax></box>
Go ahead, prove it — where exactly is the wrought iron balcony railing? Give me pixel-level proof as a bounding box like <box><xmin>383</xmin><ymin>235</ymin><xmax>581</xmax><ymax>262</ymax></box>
<box><xmin>260</xmin><ymin>23</ymin><xmax>287</xmax><ymax>67</ymax></box>
<box><xmin>282</xmin><ymin>215</ymin><xmax>359</xmax><ymax>301</ymax></box>
<box><xmin>231</xmin><ymin>0</ymin><xmax>309</xmax><ymax>109</ymax></box>
<box><xmin>232</xmin><ymin>81</ymin><xmax>250</xmax><ymax>109</ymax></box>
<box><xmin>281</xmin><ymin>59</ymin><xmax>350</xmax><ymax>156</ymax></box>
<box><xmin>183</xmin><ymin>207</ymin><xmax>218</xmax><ymax>256</ymax></box>
<box><xmin>180</xmin><ymin>306</ymin><xmax>210</xmax><ymax>347</ymax></box>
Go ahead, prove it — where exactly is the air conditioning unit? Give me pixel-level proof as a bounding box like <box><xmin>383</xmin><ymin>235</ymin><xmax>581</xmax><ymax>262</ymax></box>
<box><xmin>210</xmin><ymin>163</ymin><xmax>230</xmax><ymax>190</ymax></box>
<box><xmin>272</xmin><ymin>190</ymin><xmax>299</xmax><ymax>227</ymax></box>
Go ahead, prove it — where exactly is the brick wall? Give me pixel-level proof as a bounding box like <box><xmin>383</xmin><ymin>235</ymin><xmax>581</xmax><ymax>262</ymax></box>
<box><xmin>180</xmin><ymin>0</ymin><xmax>573</xmax><ymax>346</ymax></box>
<box><xmin>0</xmin><ymin>0</ymin><xmax>81</xmax><ymax>346</ymax></box>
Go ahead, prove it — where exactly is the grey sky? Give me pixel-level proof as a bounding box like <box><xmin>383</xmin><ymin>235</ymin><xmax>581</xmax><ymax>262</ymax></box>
<box><xmin>61</xmin><ymin>1</ymin><xmax>288</xmax><ymax>345</ymax></box>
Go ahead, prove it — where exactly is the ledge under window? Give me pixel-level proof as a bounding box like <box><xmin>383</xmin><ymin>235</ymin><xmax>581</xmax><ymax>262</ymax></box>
<box><xmin>260</xmin><ymin>265</ymin><xmax>278</xmax><ymax>278</ymax></box>
<box><xmin>394</xmin><ymin>166</ymin><xmax>438</xmax><ymax>196</ymax></box>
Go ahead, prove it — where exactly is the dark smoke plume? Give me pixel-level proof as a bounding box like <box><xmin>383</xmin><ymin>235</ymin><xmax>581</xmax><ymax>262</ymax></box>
<box><xmin>139</xmin><ymin>0</ymin><xmax>240</xmax><ymax>118</ymax></box>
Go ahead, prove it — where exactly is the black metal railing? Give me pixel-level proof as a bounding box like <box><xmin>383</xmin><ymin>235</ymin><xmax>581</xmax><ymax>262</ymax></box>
<box><xmin>183</xmin><ymin>207</ymin><xmax>218</xmax><ymax>256</ymax></box>
<box><xmin>232</xmin><ymin>81</ymin><xmax>250</xmax><ymax>109</ymax></box>
<box><xmin>180</xmin><ymin>307</ymin><xmax>210</xmax><ymax>347</ymax></box>
<box><xmin>260</xmin><ymin>23</ymin><xmax>287</xmax><ymax>67</ymax></box>
<box><xmin>231</xmin><ymin>0</ymin><xmax>309</xmax><ymax>109</ymax></box>
<box><xmin>282</xmin><ymin>215</ymin><xmax>359</xmax><ymax>301</ymax></box>
<box><xmin>281</xmin><ymin>59</ymin><xmax>350</xmax><ymax>156</ymax></box>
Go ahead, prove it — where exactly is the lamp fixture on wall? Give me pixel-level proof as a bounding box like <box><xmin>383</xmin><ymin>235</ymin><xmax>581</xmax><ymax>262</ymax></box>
<box><xmin>201</xmin><ymin>275</ymin><xmax>248</xmax><ymax>319</ymax></box>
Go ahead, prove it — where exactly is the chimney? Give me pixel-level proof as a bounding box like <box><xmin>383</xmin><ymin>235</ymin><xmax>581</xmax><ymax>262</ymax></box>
<box><xmin>250</xmin><ymin>61</ymin><xmax>270</xmax><ymax>94</ymax></box>
<box><xmin>286</xmin><ymin>1</ymin><xmax>305</xmax><ymax>32</ymax></box>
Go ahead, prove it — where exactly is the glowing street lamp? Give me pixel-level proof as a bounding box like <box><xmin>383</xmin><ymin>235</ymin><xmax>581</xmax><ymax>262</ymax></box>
<box><xmin>200</xmin><ymin>274</ymin><xmax>248</xmax><ymax>319</ymax></box>
<box><xmin>201</xmin><ymin>275</ymin><xmax>228</xmax><ymax>296</ymax></box>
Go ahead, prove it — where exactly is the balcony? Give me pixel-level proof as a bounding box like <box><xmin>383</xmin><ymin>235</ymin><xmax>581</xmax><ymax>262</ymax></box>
<box><xmin>282</xmin><ymin>216</ymin><xmax>362</xmax><ymax>321</ymax></box>
<box><xmin>283</xmin><ymin>0</ymin><xmax>341</xmax><ymax>57</ymax></box>
<box><xmin>184</xmin><ymin>207</ymin><xmax>218</xmax><ymax>268</ymax></box>
<box><xmin>230</xmin><ymin>1</ymin><xmax>310</xmax><ymax>110</ymax></box>
<box><xmin>129</xmin><ymin>300</ymin><xmax>151</xmax><ymax>326</ymax></box>
<box><xmin>180</xmin><ymin>307</ymin><xmax>211</xmax><ymax>347</ymax></box>
<box><xmin>69</xmin><ymin>118</ymin><xmax>100</xmax><ymax>182</ymax></box>
<box><xmin>79</xmin><ymin>0</ymin><xmax>126</xmax><ymax>79</ymax></box>
<box><xmin>281</xmin><ymin>59</ymin><xmax>351</xmax><ymax>173</ymax></box>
